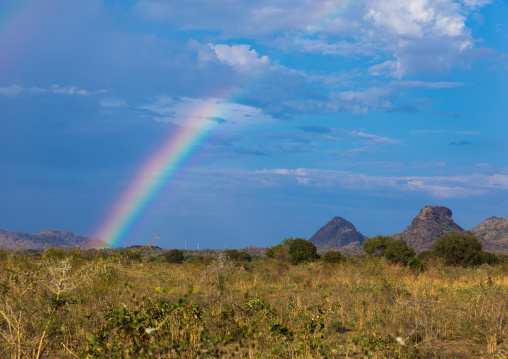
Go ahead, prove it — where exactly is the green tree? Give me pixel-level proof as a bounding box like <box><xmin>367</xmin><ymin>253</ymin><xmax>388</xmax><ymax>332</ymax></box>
<box><xmin>383</xmin><ymin>239</ymin><xmax>416</xmax><ymax>264</ymax></box>
<box><xmin>288</xmin><ymin>238</ymin><xmax>319</xmax><ymax>265</ymax></box>
<box><xmin>165</xmin><ymin>249</ymin><xmax>184</xmax><ymax>263</ymax></box>
<box><xmin>225</xmin><ymin>249</ymin><xmax>252</xmax><ymax>262</ymax></box>
<box><xmin>362</xmin><ymin>235</ymin><xmax>394</xmax><ymax>256</ymax></box>
<box><xmin>430</xmin><ymin>232</ymin><xmax>485</xmax><ymax>267</ymax></box>
<box><xmin>321</xmin><ymin>250</ymin><xmax>345</xmax><ymax>264</ymax></box>
<box><xmin>363</xmin><ymin>235</ymin><xmax>415</xmax><ymax>265</ymax></box>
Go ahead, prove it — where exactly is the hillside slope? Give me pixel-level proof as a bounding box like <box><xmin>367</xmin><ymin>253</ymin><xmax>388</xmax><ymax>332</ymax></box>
<box><xmin>0</xmin><ymin>229</ymin><xmax>107</xmax><ymax>250</ymax></box>
<box><xmin>309</xmin><ymin>217</ymin><xmax>367</xmax><ymax>249</ymax></box>
<box><xmin>470</xmin><ymin>216</ymin><xmax>508</xmax><ymax>253</ymax></box>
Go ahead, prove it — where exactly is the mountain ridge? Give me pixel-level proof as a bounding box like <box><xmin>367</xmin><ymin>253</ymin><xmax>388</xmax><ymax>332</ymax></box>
<box><xmin>470</xmin><ymin>216</ymin><xmax>508</xmax><ymax>253</ymax></box>
<box><xmin>0</xmin><ymin>229</ymin><xmax>108</xmax><ymax>250</ymax></box>
<box><xmin>309</xmin><ymin>216</ymin><xmax>367</xmax><ymax>249</ymax></box>
<box><xmin>393</xmin><ymin>205</ymin><xmax>464</xmax><ymax>252</ymax></box>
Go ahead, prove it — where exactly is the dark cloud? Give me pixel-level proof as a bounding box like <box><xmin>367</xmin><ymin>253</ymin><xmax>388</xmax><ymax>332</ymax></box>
<box><xmin>450</xmin><ymin>141</ymin><xmax>472</xmax><ymax>146</ymax></box>
<box><xmin>387</xmin><ymin>104</ymin><xmax>418</xmax><ymax>113</ymax></box>
<box><xmin>438</xmin><ymin>111</ymin><xmax>462</xmax><ymax>119</ymax></box>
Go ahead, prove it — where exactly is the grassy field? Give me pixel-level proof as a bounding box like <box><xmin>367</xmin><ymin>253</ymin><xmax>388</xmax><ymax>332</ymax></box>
<box><xmin>1</xmin><ymin>249</ymin><xmax>508</xmax><ymax>358</ymax></box>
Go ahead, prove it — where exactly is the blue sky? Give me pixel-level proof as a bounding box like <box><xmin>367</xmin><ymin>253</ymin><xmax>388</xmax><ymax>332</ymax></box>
<box><xmin>1</xmin><ymin>0</ymin><xmax>508</xmax><ymax>249</ymax></box>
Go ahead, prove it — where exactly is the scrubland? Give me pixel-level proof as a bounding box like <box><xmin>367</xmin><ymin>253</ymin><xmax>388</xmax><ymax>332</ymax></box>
<box><xmin>1</xmin><ymin>248</ymin><xmax>508</xmax><ymax>358</ymax></box>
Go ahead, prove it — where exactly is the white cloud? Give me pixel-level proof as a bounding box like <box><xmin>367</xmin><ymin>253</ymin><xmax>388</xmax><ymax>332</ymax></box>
<box><xmin>0</xmin><ymin>85</ymin><xmax>23</xmax><ymax>96</ymax></box>
<box><xmin>138</xmin><ymin>0</ymin><xmax>491</xmax><ymax>77</ymax></box>
<box><xmin>141</xmin><ymin>96</ymin><xmax>274</xmax><ymax>128</ymax></box>
<box><xmin>461</xmin><ymin>0</ymin><xmax>492</xmax><ymax>10</ymax></box>
<box><xmin>294</xmin><ymin>38</ymin><xmax>374</xmax><ymax>57</ymax></box>
<box><xmin>348</xmin><ymin>130</ymin><xmax>400</xmax><ymax>145</ymax></box>
<box><xmin>0</xmin><ymin>84</ymin><xmax>93</xmax><ymax>97</ymax></box>
<box><xmin>28</xmin><ymin>87</ymin><xmax>49</xmax><ymax>94</ymax></box>
<box><xmin>363</xmin><ymin>0</ymin><xmax>484</xmax><ymax>77</ymax></box>
<box><xmin>205</xmin><ymin>44</ymin><xmax>269</xmax><ymax>72</ymax></box>
<box><xmin>330</xmin><ymin>87</ymin><xmax>393</xmax><ymax>113</ymax></box>
<box><xmin>250</xmin><ymin>168</ymin><xmax>508</xmax><ymax>198</ymax></box>
<box><xmin>50</xmin><ymin>84</ymin><xmax>89</xmax><ymax>95</ymax></box>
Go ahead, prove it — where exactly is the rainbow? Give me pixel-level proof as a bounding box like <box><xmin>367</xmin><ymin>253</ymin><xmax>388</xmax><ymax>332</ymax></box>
<box><xmin>95</xmin><ymin>0</ymin><xmax>366</xmax><ymax>248</ymax></box>
<box><xmin>96</xmin><ymin>99</ymin><xmax>225</xmax><ymax>247</ymax></box>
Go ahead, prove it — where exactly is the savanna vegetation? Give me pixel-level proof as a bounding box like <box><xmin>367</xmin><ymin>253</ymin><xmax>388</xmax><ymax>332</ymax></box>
<box><xmin>1</xmin><ymin>234</ymin><xmax>508</xmax><ymax>358</ymax></box>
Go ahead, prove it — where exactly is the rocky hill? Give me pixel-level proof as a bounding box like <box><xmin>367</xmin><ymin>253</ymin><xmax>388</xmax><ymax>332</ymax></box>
<box><xmin>470</xmin><ymin>216</ymin><xmax>508</xmax><ymax>253</ymax></box>
<box><xmin>394</xmin><ymin>205</ymin><xmax>464</xmax><ymax>252</ymax></box>
<box><xmin>0</xmin><ymin>229</ymin><xmax>108</xmax><ymax>250</ymax></box>
<box><xmin>309</xmin><ymin>217</ymin><xmax>367</xmax><ymax>249</ymax></box>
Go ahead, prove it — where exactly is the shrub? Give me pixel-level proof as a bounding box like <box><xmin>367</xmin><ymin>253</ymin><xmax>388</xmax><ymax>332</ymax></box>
<box><xmin>363</xmin><ymin>235</ymin><xmax>415</xmax><ymax>265</ymax></box>
<box><xmin>430</xmin><ymin>232</ymin><xmax>486</xmax><ymax>267</ymax></box>
<box><xmin>409</xmin><ymin>257</ymin><xmax>426</xmax><ymax>272</ymax></box>
<box><xmin>288</xmin><ymin>238</ymin><xmax>319</xmax><ymax>265</ymax></box>
<box><xmin>118</xmin><ymin>248</ymin><xmax>143</xmax><ymax>263</ymax></box>
<box><xmin>321</xmin><ymin>250</ymin><xmax>345</xmax><ymax>264</ymax></box>
<box><xmin>225</xmin><ymin>249</ymin><xmax>252</xmax><ymax>262</ymax></box>
<box><xmin>416</xmin><ymin>251</ymin><xmax>432</xmax><ymax>261</ymax></box>
<box><xmin>383</xmin><ymin>239</ymin><xmax>416</xmax><ymax>265</ymax></box>
<box><xmin>165</xmin><ymin>249</ymin><xmax>184</xmax><ymax>263</ymax></box>
<box><xmin>362</xmin><ymin>235</ymin><xmax>393</xmax><ymax>256</ymax></box>
<box><xmin>265</xmin><ymin>243</ymin><xmax>289</xmax><ymax>261</ymax></box>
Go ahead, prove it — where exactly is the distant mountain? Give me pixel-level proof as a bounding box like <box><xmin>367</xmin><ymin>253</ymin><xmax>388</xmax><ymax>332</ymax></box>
<box><xmin>470</xmin><ymin>216</ymin><xmax>508</xmax><ymax>253</ymax></box>
<box><xmin>0</xmin><ymin>229</ymin><xmax>108</xmax><ymax>250</ymax></box>
<box><xmin>394</xmin><ymin>205</ymin><xmax>464</xmax><ymax>252</ymax></box>
<box><xmin>309</xmin><ymin>217</ymin><xmax>367</xmax><ymax>249</ymax></box>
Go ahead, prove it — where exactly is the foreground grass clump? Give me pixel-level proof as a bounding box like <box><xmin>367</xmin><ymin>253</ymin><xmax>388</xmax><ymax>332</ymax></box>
<box><xmin>1</xmin><ymin>248</ymin><xmax>508</xmax><ymax>357</ymax></box>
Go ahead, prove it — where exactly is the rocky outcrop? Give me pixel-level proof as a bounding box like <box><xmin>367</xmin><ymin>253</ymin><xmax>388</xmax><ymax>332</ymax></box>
<box><xmin>394</xmin><ymin>205</ymin><xmax>464</xmax><ymax>252</ymax></box>
<box><xmin>309</xmin><ymin>217</ymin><xmax>367</xmax><ymax>249</ymax></box>
<box><xmin>470</xmin><ymin>216</ymin><xmax>508</xmax><ymax>254</ymax></box>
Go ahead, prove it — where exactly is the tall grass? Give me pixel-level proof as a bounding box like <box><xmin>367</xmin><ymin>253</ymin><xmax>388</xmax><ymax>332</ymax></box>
<box><xmin>0</xmin><ymin>249</ymin><xmax>507</xmax><ymax>357</ymax></box>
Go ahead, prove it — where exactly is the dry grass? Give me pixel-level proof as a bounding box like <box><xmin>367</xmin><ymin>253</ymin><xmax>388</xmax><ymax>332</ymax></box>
<box><xmin>1</xmin><ymin>251</ymin><xmax>508</xmax><ymax>357</ymax></box>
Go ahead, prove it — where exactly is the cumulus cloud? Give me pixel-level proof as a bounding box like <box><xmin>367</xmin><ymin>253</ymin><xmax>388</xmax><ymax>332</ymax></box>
<box><xmin>138</xmin><ymin>0</ymin><xmax>491</xmax><ymax>77</ymax></box>
<box><xmin>201</xmin><ymin>44</ymin><xmax>269</xmax><ymax>72</ymax></box>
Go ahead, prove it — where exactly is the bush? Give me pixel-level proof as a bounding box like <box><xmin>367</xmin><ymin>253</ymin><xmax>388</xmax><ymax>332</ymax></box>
<box><xmin>165</xmin><ymin>249</ymin><xmax>184</xmax><ymax>263</ymax></box>
<box><xmin>409</xmin><ymin>257</ymin><xmax>426</xmax><ymax>272</ymax></box>
<box><xmin>383</xmin><ymin>239</ymin><xmax>416</xmax><ymax>265</ymax></box>
<box><xmin>321</xmin><ymin>250</ymin><xmax>345</xmax><ymax>264</ymax></box>
<box><xmin>288</xmin><ymin>238</ymin><xmax>319</xmax><ymax>265</ymax></box>
<box><xmin>362</xmin><ymin>235</ymin><xmax>393</xmax><ymax>256</ymax></box>
<box><xmin>265</xmin><ymin>242</ymin><xmax>289</xmax><ymax>261</ymax></box>
<box><xmin>430</xmin><ymin>232</ymin><xmax>484</xmax><ymax>267</ymax></box>
<box><xmin>118</xmin><ymin>249</ymin><xmax>143</xmax><ymax>263</ymax></box>
<box><xmin>225</xmin><ymin>249</ymin><xmax>252</xmax><ymax>262</ymax></box>
<box><xmin>363</xmin><ymin>235</ymin><xmax>415</xmax><ymax>265</ymax></box>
